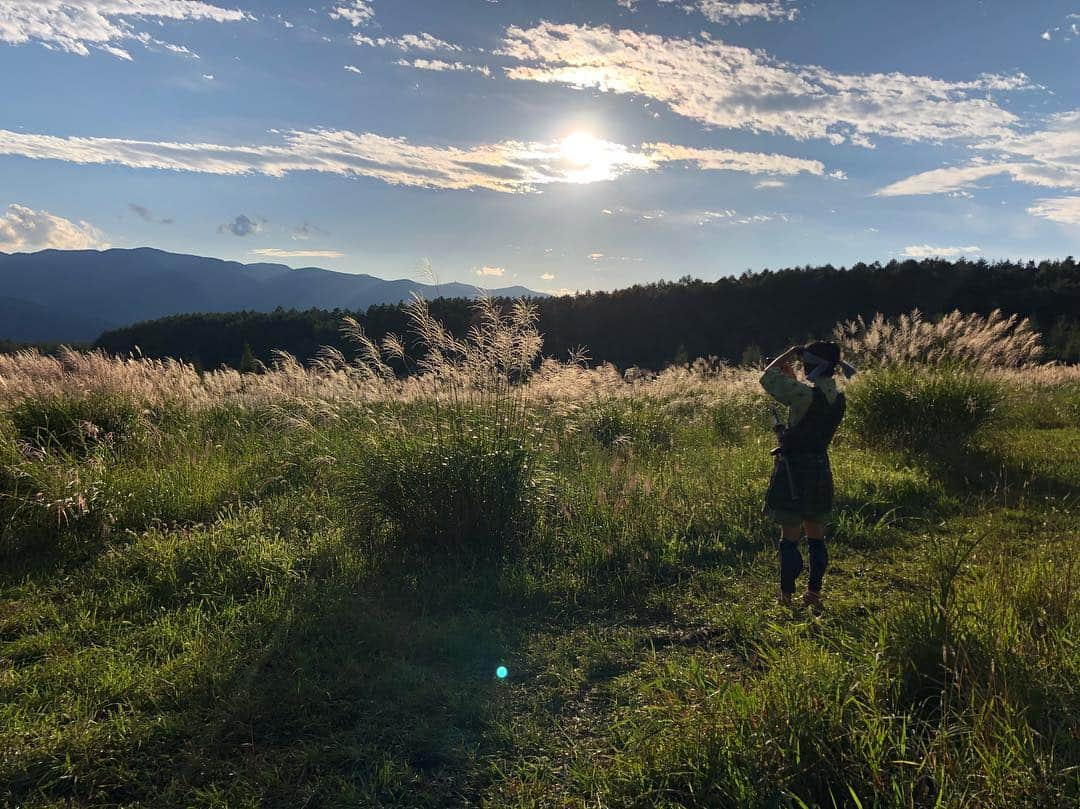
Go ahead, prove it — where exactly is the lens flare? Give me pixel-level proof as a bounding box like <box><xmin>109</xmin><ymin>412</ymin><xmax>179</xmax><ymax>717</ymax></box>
<box><xmin>496</xmin><ymin>665</ymin><xmax>508</xmax><ymax>679</ymax></box>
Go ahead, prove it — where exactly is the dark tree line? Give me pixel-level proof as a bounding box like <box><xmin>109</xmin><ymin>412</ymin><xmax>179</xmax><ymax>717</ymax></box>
<box><xmin>92</xmin><ymin>257</ymin><xmax>1080</xmax><ymax>370</ymax></box>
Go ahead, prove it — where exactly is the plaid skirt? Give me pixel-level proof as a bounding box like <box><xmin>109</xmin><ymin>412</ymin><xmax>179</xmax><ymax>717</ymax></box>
<box><xmin>764</xmin><ymin>452</ymin><xmax>835</xmax><ymax>519</ymax></box>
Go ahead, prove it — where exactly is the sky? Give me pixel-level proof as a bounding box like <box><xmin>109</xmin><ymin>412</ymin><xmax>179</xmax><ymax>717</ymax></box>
<box><xmin>0</xmin><ymin>1</ymin><xmax>1078</xmax><ymax>293</ymax></box>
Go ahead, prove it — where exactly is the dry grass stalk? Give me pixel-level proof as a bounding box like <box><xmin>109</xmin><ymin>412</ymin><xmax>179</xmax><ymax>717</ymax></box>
<box><xmin>0</xmin><ymin>308</ymin><xmax>1073</xmax><ymax>415</ymax></box>
<box><xmin>834</xmin><ymin>309</ymin><xmax>1045</xmax><ymax>369</ymax></box>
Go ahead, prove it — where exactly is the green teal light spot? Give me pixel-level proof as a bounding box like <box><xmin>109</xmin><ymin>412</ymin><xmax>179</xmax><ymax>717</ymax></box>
<box><xmin>496</xmin><ymin>665</ymin><xmax>508</xmax><ymax>679</ymax></box>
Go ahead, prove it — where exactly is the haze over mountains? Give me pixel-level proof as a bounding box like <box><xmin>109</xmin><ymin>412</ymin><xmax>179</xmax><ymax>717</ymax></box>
<box><xmin>0</xmin><ymin>248</ymin><xmax>541</xmax><ymax>344</ymax></box>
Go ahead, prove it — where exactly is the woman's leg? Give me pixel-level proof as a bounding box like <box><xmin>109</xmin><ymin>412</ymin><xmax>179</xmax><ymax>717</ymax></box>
<box><xmin>802</xmin><ymin>519</ymin><xmax>828</xmax><ymax>594</ymax></box>
<box><xmin>778</xmin><ymin>521</ymin><xmax>803</xmax><ymax>598</ymax></box>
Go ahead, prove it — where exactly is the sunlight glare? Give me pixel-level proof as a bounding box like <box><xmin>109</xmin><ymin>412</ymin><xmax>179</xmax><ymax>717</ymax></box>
<box><xmin>560</xmin><ymin>130</ymin><xmax>603</xmax><ymax>167</ymax></box>
<box><xmin>549</xmin><ymin>130</ymin><xmax>653</xmax><ymax>185</ymax></box>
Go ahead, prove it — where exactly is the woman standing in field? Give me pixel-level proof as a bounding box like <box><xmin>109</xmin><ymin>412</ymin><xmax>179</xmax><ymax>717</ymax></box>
<box><xmin>760</xmin><ymin>342</ymin><xmax>855</xmax><ymax>608</ymax></box>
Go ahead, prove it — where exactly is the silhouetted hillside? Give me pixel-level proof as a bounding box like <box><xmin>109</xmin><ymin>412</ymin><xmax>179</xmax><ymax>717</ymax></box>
<box><xmin>0</xmin><ymin>248</ymin><xmax>541</xmax><ymax>343</ymax></box>
<box><xmin>0</xmin><ymin>296</ymin><xmax>110</xmax><ymax>344</ymax></box>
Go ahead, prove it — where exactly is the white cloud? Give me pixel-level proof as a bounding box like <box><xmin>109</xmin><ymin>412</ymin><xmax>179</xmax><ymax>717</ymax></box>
<box><xmin>972</xmin><ymin>109</ymin><xmax>1080</xmax><ymax>184</ymax></box>
<box><xmin>901</xmin><ymin>244</ymin><xmax>981</xmax><ymax>258</ymax></box>
<box><xmin>666</xmin><ymin>1</ymin><xmax>799</xmax><ymax>24</ymax></box>
<box><xmin>875</xmin><ymin>163</ymin><xmax>1015</xmax><ymax>197</ymax></box>
<box><xmin>755</xmin><ymin>178</ymin><xmax>785</xmax><ymax>189</ymax></box>
<box><xmin>500</xmin><ymin>22</ymin><xmax>1028</xmax><ymax>147</ymax></box>
<box><xmin>585</xmin><ymin>252</ymin><xmax>645</xmax><ymax>263</ymax></box>
<box><xmin>1040</xmin><ymin>13</ymin><xmax>1080</xmax><ymax>42</ymax></box>
<box><xmin>396</xmin><ymin>58</ymin><xmax>490</xmax><ymax>76</ymax></box>
<box><xmin>690</xmin><ymin>209</ymin><xmax>732</xmax><ymax>224</ymax></box>
<box><xmin>540</xmin><ymin>272</ymin><xmax>555</xmax><ymax>280</ymax></box>
<box><xmin>0</xmin><ymin>126</ymin><xmax>831</xmax><ymax>194</ymax></box>
<box><xmin>329</xmin><ymin>1</ymin><xmax>373</xmax><ymax>27</ymax></box>
<box><xmin>625</xmin><ymin>1</ymin><xmax>798</xmax><ymax>22</ymax></box>
<box><xmin>344</xmin><ymin>64</ymin><xmax>361</xmax><ymax>74</ymax></box>
<box><xmin>250</xmin><ymin>248</ymin><xmax>344</xmax><ymax>259</ymax></box>
<box><xmin>1027</xmin><ymin>196</ymin><xmax>1080</xmax><ymax>225</ymax></box>
<box><xmin>0</xmin><ymin>1</ymin><xmax>246</xmax><ymax>60</ymax></box>
<box><xmin>641</xmin><ymin>142</ymin><xmax>825</xmax><ymax>175</ymax></box>
<box><xmin>0</xmin><ymin>203</ymin><xmax>108</xmax><ymax>252</ymax></box>
<box><xmin>354</xmin><ymin>32</ymin><xmax>462</xmax><ymax>52</ymax></box>
<box><xmin>877</xmin><ymin>110</ymin><xmax>1080</xmax><ymax>198</ymax></box>
<box><xmin>475</xmin><ymin>265</ymin><xmax>505</xmax><ymax>276</ymax></box>
<box><xmin>601</xmin><ymin>205</ymin><xmax>782</xmax><ymax>226</ymax></box>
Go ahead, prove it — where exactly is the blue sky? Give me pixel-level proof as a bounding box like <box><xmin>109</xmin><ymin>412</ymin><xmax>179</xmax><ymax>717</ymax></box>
<box><xmin>1</xmin><ymin>0</ymin><xmax>1078</xmax><ymax>293</ymax></box>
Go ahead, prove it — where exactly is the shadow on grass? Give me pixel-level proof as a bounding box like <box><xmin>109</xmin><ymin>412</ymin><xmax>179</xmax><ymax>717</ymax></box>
<box><xmin>189</xmin><ymin>578</ymin><xmax>524</xmax><ymax>805</ymax></box>
<box><xmin>4</xmin><ymin>551</ymin><xmax>538</xmax><ymax>808</ymax></box>
<box><xmin>915</xmin><ymin>442</ymin><xmax>1079</xmax><ymax>504</ymax></box>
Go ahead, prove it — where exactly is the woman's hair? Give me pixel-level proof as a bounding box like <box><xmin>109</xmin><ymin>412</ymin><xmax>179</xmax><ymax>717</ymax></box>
<box><xmin>801</xmin><ymin>340</ymin><xmax>842</xmax><ymax>378</ymax></box>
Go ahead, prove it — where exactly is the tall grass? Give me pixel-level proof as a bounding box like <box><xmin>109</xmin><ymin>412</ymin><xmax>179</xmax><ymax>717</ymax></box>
<box><xmin>9</xmin><ymin>391</ymin><xmax>147</xmax><ymax>455</ymax></box>
<box><xmin>846</xmin><ymin>363</ymin><xmax>1006</xmax><ymax>452</ymax></box>
<box><xmin>331</xmin><ymin>296</ymin><xmax>559</xmax><ymax>561</ymax></box>
<box><xmin>835</xmin><ymin>308</ymin><xmax>1045</xmax><ymax>369</ymax></box>
<box><xmin>0</xmin><ymin>422</ymin><xmax>111</xmax><ymax>556</ymax></box>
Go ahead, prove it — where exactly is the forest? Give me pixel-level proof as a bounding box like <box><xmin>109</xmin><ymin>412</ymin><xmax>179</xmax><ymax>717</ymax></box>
<box><xmin>93</xmin><ymin>257</ymin><xmax>1080</xmax><ymax>370</ymax></box>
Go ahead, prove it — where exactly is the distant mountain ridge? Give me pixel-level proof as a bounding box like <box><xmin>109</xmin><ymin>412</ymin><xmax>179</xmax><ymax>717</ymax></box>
<box><xmin>0</xmin><ymin>248</ymin><xmax>542</xmax><ymax>343</ymax></box>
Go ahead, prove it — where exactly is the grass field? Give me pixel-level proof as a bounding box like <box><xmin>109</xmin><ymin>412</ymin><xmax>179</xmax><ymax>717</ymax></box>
<box><xmin>1</xmin><ymin>306</ymin><xmax>1077</xmax><ymax>807</ymax></box>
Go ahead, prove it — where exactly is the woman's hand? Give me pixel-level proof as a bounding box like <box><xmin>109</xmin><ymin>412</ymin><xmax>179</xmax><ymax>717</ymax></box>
<box><xmin>763</xmin><ymin>344</ymin><xmax>805</xmax><ymax>376</ymax></box>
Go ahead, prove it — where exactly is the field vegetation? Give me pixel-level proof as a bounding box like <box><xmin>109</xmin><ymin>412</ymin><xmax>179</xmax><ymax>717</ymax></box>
<box><xmin>1</xmin><ymin>301</ymin><xmax>1077</xmax><ymax>807</ymax></box>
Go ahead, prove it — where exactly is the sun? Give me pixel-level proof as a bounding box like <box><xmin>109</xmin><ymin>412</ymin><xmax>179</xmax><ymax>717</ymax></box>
<box><xmin>559</xmin><ymin>130</ymin><xmax>605</xmax><ymax>167</ymax></box>
<box><xmin>548</xmin><ymin>129</ymin><xmax>651</xmax><ymax>184</ymax></box>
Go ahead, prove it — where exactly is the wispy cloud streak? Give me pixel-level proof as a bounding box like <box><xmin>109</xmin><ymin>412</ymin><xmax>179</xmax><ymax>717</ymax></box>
<box><xmin>1027</xmin><ymin>196</ymin><xmax>1080</xmax><ymax>225</ymax></box>
<box><xmin>251</xmin><ymin>248</ymin><xmax>344</xmax><ymax>259</ymax></box>
<box><xmin>876</xmin><ymin>110</ymin><xmax>1080</xmax><ymax>200</ymax></box>
<box><xmin>0</xmin><ymin>1</ymin><xmax>246</xmax><ymax>60</ymax></box>
<box><xmin>0</xmin><ymin>128</ymin><xmax>831</xmax><ymax>193</ymax></box>
<box><xmin>396</xmin><ymin>58</ymin><xmax>490</xmax><ymax>76</ymax></box>
<box><xmin>663</xmin><ymin>1</ymin><xmax>799</xmax><ymax>24</ymax></box>
<box><xmin>901</xmin><ymin>244</ymin><xmax>981</xmax><ymax>258</ymax></box>
<box><xmin>354</xmin><ymin>32</ymin><xmax>462</xmax><ymax>51</ymax></box>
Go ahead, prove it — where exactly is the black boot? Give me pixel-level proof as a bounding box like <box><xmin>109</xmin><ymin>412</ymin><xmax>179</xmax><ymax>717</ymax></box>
<box><xmin>779</xmin><ymin>538</ymin><xmax>804</xmax><ymax>597</ymax></box>
<box><xmin>807</xmin><ymin>538</ymin><xmax>828</xmax><ymax>593</ymax></box>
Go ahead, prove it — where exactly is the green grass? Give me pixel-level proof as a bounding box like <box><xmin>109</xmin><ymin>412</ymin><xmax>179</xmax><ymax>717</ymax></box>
<box><xmin>1</xmin><ymin>380</ymin><xmax>1077</xmax><ymax>807</ymax></box>
<box><xmin>845</xmin><ymin>364</ymin><xmax>1007</xmax><ymax>453</ymax></box>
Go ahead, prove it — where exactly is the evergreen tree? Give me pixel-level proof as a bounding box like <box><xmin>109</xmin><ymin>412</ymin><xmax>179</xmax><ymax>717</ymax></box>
<box><xmin>238</xmin><ymin>342</ymin><xmax>258</xmax><ymax>374</ymax></box>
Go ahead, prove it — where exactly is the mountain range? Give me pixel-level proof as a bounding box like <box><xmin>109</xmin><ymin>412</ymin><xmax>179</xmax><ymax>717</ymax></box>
<box><xmin>0</xmin><ymin>248</ymin><xmax>541</xmax><ymax>344</ymax></box>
